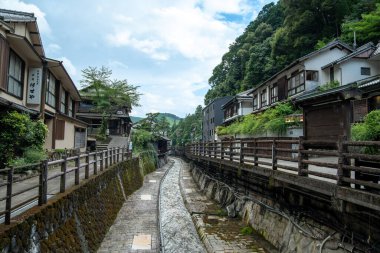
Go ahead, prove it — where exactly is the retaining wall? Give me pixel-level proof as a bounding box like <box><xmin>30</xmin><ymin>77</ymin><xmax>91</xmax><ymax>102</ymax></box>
<box><xmin>0</xmin><ymin>157</ymin><xmax>156</xmax><ymax>253</ymax></box>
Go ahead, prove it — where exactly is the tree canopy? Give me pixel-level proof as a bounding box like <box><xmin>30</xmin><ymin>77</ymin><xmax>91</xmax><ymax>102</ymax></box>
<box><xmin>205</xmin><ymin>0</ymin><xmax>379</xmax><ymax>105</ymax></box>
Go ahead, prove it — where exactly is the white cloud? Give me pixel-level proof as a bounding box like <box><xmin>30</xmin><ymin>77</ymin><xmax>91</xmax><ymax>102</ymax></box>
<box><xmin>46</xmin><ymin>43</ymin><xmax>61</xmax><ymax>54</ymax></box>
<box><xmin>58</xmin><ymin>57</ymin><xmax>77</xmax><ymax>77</ymax></box>
<box><xmin>105</xmin><ymin>1</ymin><xmax>247</xmax><ymax>61</ymax></box>
<box><xmin>0</xmin><ymin>0</ymin><xmax>51</xmax><ymax>34</ymax></box>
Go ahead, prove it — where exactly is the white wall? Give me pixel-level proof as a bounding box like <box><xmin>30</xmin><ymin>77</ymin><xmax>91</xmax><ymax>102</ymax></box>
<box><xmin>305</xmin><ymin>47</ymin><xmax>349</xmax><ymax>86</ymax></box>
<box><xmin>340</xmin><ymin>59</ymin><xmax>380</xmax><ymax>85</ymax></box>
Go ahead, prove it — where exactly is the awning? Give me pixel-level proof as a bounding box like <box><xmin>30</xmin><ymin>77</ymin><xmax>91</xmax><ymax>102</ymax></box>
<box><xmin>7</xmin><ymin>33</ymin><xmax>42</xmax><ymax>65</ymax></box>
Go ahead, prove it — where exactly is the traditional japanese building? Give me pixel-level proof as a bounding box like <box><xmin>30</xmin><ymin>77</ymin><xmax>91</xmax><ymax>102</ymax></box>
<box><xmin>0</xmin><ymin>9</ymin><xmax>87</xmax><ymax>151</ymax></box>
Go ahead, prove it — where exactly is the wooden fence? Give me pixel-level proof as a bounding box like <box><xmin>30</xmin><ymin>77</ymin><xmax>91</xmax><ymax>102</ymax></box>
<box><xmin>0</xmin><ymin>147</ymin><xmax>131</xmax><ymax>225</ymax></box>
<box><xmin>186</xmin><ymin>137</ymin><xmax>380</xmax><ymax>193</ymax></box>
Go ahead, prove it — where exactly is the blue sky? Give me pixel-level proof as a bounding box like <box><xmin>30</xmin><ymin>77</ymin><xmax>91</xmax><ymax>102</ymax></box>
<box><xmin>1</xmin><ymin>0</ymin><xmax>274</xmax><ymax>117</ymax></box>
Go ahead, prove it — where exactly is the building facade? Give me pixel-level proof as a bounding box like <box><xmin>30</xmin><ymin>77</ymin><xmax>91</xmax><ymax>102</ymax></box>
<box><xmin>222</xmin><ymin>89</ymin><xmax>253</xmax><ymax>125</ymax></box>
<box><xmin>0</xmin><ymin>9</ymin><xmax>87</xmax><ymax>151</ymax></box>
<box><xmin>202</xmin><ymin>96</ymin><xmax>233</xmax><ymax>141</ymax></box>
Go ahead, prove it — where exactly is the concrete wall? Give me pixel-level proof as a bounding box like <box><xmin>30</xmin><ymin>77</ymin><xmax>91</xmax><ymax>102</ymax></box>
<box><xmin>0</xmin><ymin>157</ymin><xmax>157</xmax><ymax>253</ymax></box>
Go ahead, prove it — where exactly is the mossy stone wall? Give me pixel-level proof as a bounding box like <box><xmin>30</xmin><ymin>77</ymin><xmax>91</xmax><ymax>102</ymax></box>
<box><xmin>0</xmin><ymin>157</ymin><xmax>154</xmax><ymax>253</ymax></box>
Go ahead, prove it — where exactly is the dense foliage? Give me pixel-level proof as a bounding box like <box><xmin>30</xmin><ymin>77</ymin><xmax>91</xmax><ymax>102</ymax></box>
<box><xmin>217</xmin><ymin>102</ymin><xmax>300</xmax><ymax>136</ymax></box>
<box><xmin>169</xmin><ymin>105</ymin><xmax>203</xmax><ymax>147</ymax></box>
<box><xmin>205</xmin><ymin>0</ymin><xmax>379</xmax><ymax>104</ymax></box>
<box><xmin>351</xmin><ymin>110</ymin><xmax>380</xmax><ymax>154</ymax></box>
<box><xmin>0</xmin><ymin>111</ymin><xmax>48</xmax><ymax>168</ymax></box>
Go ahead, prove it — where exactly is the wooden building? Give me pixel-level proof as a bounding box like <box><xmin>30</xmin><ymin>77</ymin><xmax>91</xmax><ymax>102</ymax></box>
<box><xmin>0</xmin><ymin>9</ymin><xmax>87</xmax><ymax>151</ymax></box>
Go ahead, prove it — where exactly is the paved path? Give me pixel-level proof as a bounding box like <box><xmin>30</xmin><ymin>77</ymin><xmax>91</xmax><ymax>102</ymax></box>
<box><xmin>97</xmin><ymin>162</ymin><xmax>171</xmax><ymax>253</ymax></box>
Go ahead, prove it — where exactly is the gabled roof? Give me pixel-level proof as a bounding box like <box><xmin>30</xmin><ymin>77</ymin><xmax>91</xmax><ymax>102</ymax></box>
<box><xmin>222</xmin><ymin>89</ymin><xmax>253</xmax><ymax>109</ymax></box>
<box><xmin>0</xmin><ymin>9</ymin><xmax>44</xmax><ymax>57</ymax></box>
<box><xmin>248</xmin><ymin>39</ymin><xmax>353</xmax><ymax>95</ymax></box>
<box><xmin>45</xmin><ymin>58</ymin><xmax>81</xmax><ymax>101</ymax></box>
<box><xmin>203</xmin><ymin>95</ymin><xmax>233</xmax><ymax>110</ymax></box>
<box><xmin>321</xmin><ymin>42</ymin><xmax>375</xmax><ymax>69</ymax></box>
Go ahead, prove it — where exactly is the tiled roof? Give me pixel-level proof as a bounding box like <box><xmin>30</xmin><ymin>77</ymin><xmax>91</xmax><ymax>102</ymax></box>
<box><xmin>0</xmin><ymin>9</ymin><xmax>36</xmax><ymax>22</ymax></box>
<box><xmin>321</xmin><ymin>42</ymin><xmax>375</xmax><ymax>69</ymax></box>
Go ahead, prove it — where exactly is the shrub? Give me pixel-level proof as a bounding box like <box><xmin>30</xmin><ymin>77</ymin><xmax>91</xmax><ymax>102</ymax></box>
<box><xmin>318</xmin><ymin>80</ymin><xmax>340</xmax><ymax>92</ymax></box>
<box><xmin>351</xmin><ymin>110</ymin><xmax>380</xmax><ymax>154</ymax></box>
<box><xmin>0</xmin><ymin>111</ymin><xmax>48</xmax><ymax>168</ymax></box>
<box><xmin>217</xmin><ymin>102</ymin><xmax>300</xmax><ymax>136</ymax></box>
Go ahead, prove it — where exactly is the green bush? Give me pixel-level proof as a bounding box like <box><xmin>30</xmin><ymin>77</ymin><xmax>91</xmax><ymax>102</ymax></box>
<box><xmin>0</xmin><ymin>111</ymin><xmax>48</xmax><ymax>168</ymax></box>
<box><xmin>217</xmin><ymin>102</ymin><xmax>300</xmax><ymax>136</ymax></box>
<box><xmin>318</xmin><ymin>80</ymin><xmax>340</xmax><ymax>92</ymax></box>
<box><xmin>351</xmin><ymin>110</ymin><xmax>380</xmax><ymax>154</ymax></box>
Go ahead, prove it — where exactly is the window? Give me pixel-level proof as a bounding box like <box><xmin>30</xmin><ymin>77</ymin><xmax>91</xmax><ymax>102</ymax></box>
<box><xmin>7</xmin><ymin>50</ymin><xmax>24</xmax><ymax>98</ymax></box>
<box><xmin>253</xmin><ymin>94</ymin><xmax>258</xmax><ymax>110</ymax></box>
<box><xmin>46</xmin><ymin>71</ymin><xmax>56</xmax><ymax>107</ymax></box>
<box><xmin>60</xmin><ymin>88</ymin><xmax>66</xmax><ymax>113</ymax></box>
<box><xmin>329</xmin><ymin>67</ymin><xmax>334</xmax><ymax>82</ymax></box>
<box><xmin>261</xmin><ymin>89</ymin><xmax>267</xmax><ymax>107</ymax></box>
<box><xmin>306</xmin><ymin>70</ymin><xmax>318</xmax><ymax>81</ymax></box>
<box><xmin>361</xmin><ymin>67</ymin><xmax>371</xmax><ymax>76</ymax></box>
<box><xmin>288</xmin><ymin>71</ymin><xmax>305</xmax><ymax>96</ymax></box>
<box><xmin>270</xmin><ymin>85</ymin><xmax>278</xmax><ymax>103</ymax></box>
<box><xmin>68</xmin><ymin>96</ymin><xmax>73</xmax><ymax>117</ymax></box>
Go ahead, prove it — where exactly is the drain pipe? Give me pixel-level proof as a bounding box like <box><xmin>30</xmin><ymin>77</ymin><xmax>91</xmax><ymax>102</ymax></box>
<box><xmin>319</xmin><ymin>232</ymin><xmax>336</xmax><ymax>253</ymax></box>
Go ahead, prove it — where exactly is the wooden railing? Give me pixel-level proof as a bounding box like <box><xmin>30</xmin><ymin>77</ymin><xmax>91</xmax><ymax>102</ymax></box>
<box><xmin>186</xmin><ymin>137</ymin><xmax>380</xmax><ymax>193</ymax></box>
<box><xmin>0</xmin><ymin>147</ymin><xmax>132</xmax><ymax>225</ymax></box>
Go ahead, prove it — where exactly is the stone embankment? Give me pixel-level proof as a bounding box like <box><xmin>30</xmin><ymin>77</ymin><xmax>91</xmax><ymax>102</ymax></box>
<box><xmin>190</xmin><ymin>163</ymin><xmax>347</xmax><ymax>253</ymax></box>
<box><xmin>0</xmin><ymin>155</ymin><xmax>157</xmax><ymax>252</ymax></box>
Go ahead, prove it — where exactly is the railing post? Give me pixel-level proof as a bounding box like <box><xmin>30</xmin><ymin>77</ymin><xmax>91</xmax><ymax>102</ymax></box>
<box><xmin>121</xmin><ymin>147</ymin><xmax>124</xmax><ymax>162</ymax></box>
<box><xmin>240</xmin><ymin>140</ymin><xmax>243</xmax><ymax>164</ymax></box>
<box><xmin>113</xmin><ymin>147</ymin><xmax>116</xmax><ymax>164</ymax></box>
<box><xmin>75</xmin><ymin>153</ymin><xmax>80</xmax><ymax>185</ymax></box>
<box><xmin>5</xmin><ymin>166</ymin><xmax>14</xmax><ymax>225</ymax></box>
<box><xmin>105</xmin><ymin>148</ymin><xmax>109</xmax><ymax>168</ymax></box>
<box><xmin>272</xmin><ymin>139</ymin><xmax>277</xmax><ymax>170</ymax></box>
<box><xmin>100</xmin><ymin>150</ymin><xmax>104</xmax><ymax>171</ymax></box>
<box><xmin>85</xmin><ymin>151</ymin><xmax>90</xmax><ymax>179</ymax></box>
<box><xmin>60</xmin><ymin>155</ymin><xmax>67</xmax><ymax>193</ymax></box>
<box><xmin>298</xmin><ymin>136</ymin><xmax>308</xmax><ymax>176</ymax></box>
<box><xmin>337</xmin><ymin>136</ymin><xmax>349</xmax><ymax>186</ymax></box>
<box><xmin>213</xmin><ymin>140</ymin><xmax>216</xmax><ymax>159</ymax></box>
<box><xmin>38</xmin><ymin>160</ymin><xmax>48</xmax><ymax>205</ymax></box>
<box><xmin>254</xmin><ymin>139</ymin><xmax>258</xmax><ymax>166</ymax></box>
<box><xmin>229</xmin><ymin>140</ymin><xmax>233</xmax><ymax>161</ymax></box>
<box><xmin>94</xmin><ymin>152</ymin><xmax>98</xmax><ymax>175</ymax></box>
<box><xmin>221</xmin><ymin>141</ymin><xmax>224</xmax><ymax>160</ymax></box>
<box><xmin>117</xmin><ymin>147</ymin><xmax>120</xmax><ymax>162</ymax></box>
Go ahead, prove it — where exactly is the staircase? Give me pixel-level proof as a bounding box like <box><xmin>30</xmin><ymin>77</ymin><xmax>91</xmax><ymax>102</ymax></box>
<box><xmin>96</xmin><ymin>135</ymin><xmax>129</xmax><ymax>151</ymax></box>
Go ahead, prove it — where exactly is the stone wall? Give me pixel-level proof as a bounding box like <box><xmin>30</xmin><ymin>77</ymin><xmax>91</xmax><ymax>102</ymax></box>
<box><xmin>0</xmin><ymin>157</ymin><xmax>156</xmax><ymax>253</ymax></box>
<box><xmin>191</xmin><ymin>165</ymin><xmax>348</xmax><ymax>253</ymax></box>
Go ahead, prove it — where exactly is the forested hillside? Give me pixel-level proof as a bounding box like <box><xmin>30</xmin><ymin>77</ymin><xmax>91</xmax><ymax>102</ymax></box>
<box><xmin>205</xmin><ymin>0</ymin><xmax>380</xmax><ymax>104</ymax></box>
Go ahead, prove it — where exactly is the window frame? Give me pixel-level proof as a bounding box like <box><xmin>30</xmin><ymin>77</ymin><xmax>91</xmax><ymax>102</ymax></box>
<box><xmin>306</xmin><ymin>70</ymin><xmax>319</xmax><ymax>81</ymax></box>
<box><xmin>46</xmin><ymin>71</ymin><xmax>56</xmax><ymax>107</ymax></box>
<box><xmin>7</xmin><ymin>50</ymin><xmax>25</xmax><ymax>99</ymax></box>
<box><xmin>270</xmin><ymin>85</ymin><xmax>278</xmax><ymax>104</ymax></box>
<box><xmin>361</xmin><ymin>67</ymin><xmax>371</xmax><ymax>76</ymax></box>
<box><xmin>253</xmin><ymin>94</ymin><xmax>258</xmax><ymax>110</ymax></box>
<box><xmin>261</xmin><ymin>88</ymin><xmax>267</xmax><ymax>107</ymax></box>
<box><xmin>288</xmin><ymin>71</ymin><xmax>305</xmax><ymax>96</ymax></box>
<box><xmin>60</xmin><ymin>88</ymin><xmax>67</xmax><ymax>114</ymax></box>
<box><xmin>68</xmin><ymin>96</ymin><xmax>73</xmax><ymax>117</ymax></box>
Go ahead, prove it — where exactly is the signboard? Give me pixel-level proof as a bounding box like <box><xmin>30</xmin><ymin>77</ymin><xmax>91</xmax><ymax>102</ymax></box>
<box><xmin>27</xmin><ymin>68</ymin><xmax>42</xmax><ymax>105</ymax></box>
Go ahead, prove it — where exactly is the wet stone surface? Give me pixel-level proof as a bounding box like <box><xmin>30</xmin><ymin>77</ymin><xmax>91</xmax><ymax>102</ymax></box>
<box><xmin>160</xmin><ymin>158</ymin><xmax>206</xmax><ymax>253</ymax></box>
<box><xmin>179</xmin><ymin>159</ymin><xmax>276</xmax><ymax>253</ymax></box>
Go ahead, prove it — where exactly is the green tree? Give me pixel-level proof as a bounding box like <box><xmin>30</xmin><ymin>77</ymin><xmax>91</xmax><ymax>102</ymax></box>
<box><xmin>80</xmin><ymin>66</ymin><xmax>140</xmax><ymax>137</ymax></box>
<box><xmin>342</xmin><ymin>3</ymin><xmax>380</xmax><ymax>45</ymax></box>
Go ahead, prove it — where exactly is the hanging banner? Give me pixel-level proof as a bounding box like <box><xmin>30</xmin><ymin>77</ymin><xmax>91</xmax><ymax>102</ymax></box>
<box><xmin>27</xmin><ymin>68</ymin><xmax>42</xmax><ymax>105</ymax></box>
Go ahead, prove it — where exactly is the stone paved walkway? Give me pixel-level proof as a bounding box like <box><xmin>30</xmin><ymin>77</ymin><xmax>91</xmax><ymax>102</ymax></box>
<box><xmin>97</xmin><ymin>163</ymin><xmax>171</xmax><ymax>253</ymax></box>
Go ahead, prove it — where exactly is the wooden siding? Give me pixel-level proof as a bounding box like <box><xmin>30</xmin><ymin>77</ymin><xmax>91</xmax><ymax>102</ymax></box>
<box><xmin>56</xmin><ymin>119</ymin><xmax>65</xmax><ymax>140</ymax></box>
